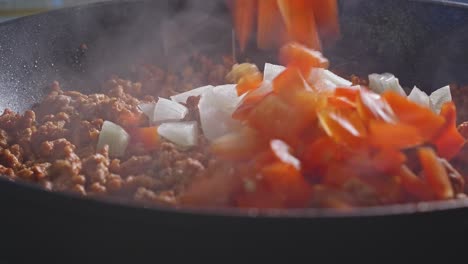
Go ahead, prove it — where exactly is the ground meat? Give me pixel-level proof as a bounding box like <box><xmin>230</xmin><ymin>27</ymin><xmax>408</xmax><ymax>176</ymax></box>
<box><xmin>0</xmin><ymin>54</ymin><xmax>230</xmax><ymax>208</ymax></box>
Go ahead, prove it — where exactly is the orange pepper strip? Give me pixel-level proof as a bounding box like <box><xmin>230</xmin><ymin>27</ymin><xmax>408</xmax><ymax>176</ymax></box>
<box><xmin>327</xmin><ymin>96</ymin><xmax>356</xmax><ymax>109</ymax></box>
<box><xmin>233</xmin><ymin>0</ymin><xmax>257</xmax><ymax>52</ymax></box>
<box><xmin>310</xmin><ymin>0</ymin><xmax>341</xmax><ymax>43</ymax></box>
<box><xmin>260</xmin><ymin>162</ymin><xmax>312</xmax><ymax>208</ymax></box>
<box><xmin>247</xmin><ymin>94</ymin><xmax>315</xmax><ymax>144</ymax></box>
<box><xmin>317</xmin><ymin>108</ymin><xmax>367</xmax><ymax>147</ymax></box>
<box><xmin>130</xmin><ymin>127</ymin><xmax>160</xmax><ymax>151</ymax></box>
<box><xmin>399</xmin><ymin>165</ymin><xmax>434</xmax><ymax>201</ymax></box>
<box><xmin>279</xmin><ymin>42</ymin><xmax>329</xmax><ymax>76</ymax></box>
<box><xmin>382</xmin><ymin>91</ymin><xmax>445</xmax><ymax>140</ymax></box>
<box><xmin>372</xmin><ymin>148</ymin><xmax>407</xmax><ymax>174</ymax></box>
<box><xmin>211</xmin><ymin>127</ymin><xmax>266</xmax><ymax>160</ymax></box>
<box><xmin>334</xmin><ymin>87</ymin><xmax>359</xmax><ymax>102</ymax></box>
<box><xmin>272</xmin><ymin>67</ymin><xmax>310</xmax><ymax>103</ymax></box>
<box><xmin>368</xmin><ymin>121</ymin><xmax>424</xmax><ymax>150</ymax></box>
<box><xmin>418</xmin><ymin>147</ymin><xmax>454</xmax><ymax>200</ymax></box>
<box><xmin>433</xmin><ymin>102</ymin><xmax>466</xmax><ymax>160</ymax></box>
<box><xmin>257</xmin><ymin>0</ymin><xmax>288</xmax><ymax>49</ymax></box>
<box><xmin>277</xmin><ymin>0</ymin><xmax>321</xmax><ymax>50</ymax></box>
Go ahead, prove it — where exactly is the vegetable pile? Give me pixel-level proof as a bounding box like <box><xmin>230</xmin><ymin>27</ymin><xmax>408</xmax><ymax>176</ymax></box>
<box><xmin>180</xmin><ymin>42</ymin><xmax>467</xmax><ymax>209</ymax></box>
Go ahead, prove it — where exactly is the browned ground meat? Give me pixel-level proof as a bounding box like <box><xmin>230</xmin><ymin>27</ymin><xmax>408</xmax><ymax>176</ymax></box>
<box><xmin>0</xmin><ymin>54</ymin><xmax>233</xmax><ymax>207</ymax></box>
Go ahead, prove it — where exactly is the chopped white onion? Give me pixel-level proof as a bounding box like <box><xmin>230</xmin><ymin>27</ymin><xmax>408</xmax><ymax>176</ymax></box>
<box><xmin>96</xmin><ymin>121</ymin><xmax>130</xmax><ymax>157</ymax></box>
<box><xmin>158</xmin><ymin>121</ymin><xmax>198</xmax><ymax>147</ymax></box>
<box><xmin>314</xmin><ymin>79</ymin><xmax>338</xmax><ymax>92</ymax></box>
<box><xmin>170</xmin><ymin>85</ymin><xmax>214</xmax><ymax>104</ymax></box>
<box><xmin>408</xmin><ymin>86</ymin><xmax>432</xmax><ymax>109</ymax></box>
<box><xmin>430</xmin><ymin>85</ymin><xmax>452</xmax><ymax>114</ymax></box>
<box><xmin>263</xmin><ymin>63</ymin><xmax>286</xmax><ymax>82</ymax></box>
<box><xmin>198</xmin><ymin>84</ymin><xmax>242</xmax><ymax>141</ymax></box>
<box><xmin>369</xmin><ymin>73</ymin><xmax>406</xmax><ymax>96</ymax></box>
<box><xmin>309</xmin><ymin>68</ymin><xmax>352</xmax><ymax>88</ymax></box>
<box><xmin>153</xmin><ymin>97</ymin><xmax>188</xmax><ymax>124</ymax></box>
<box><xmin>138</xmin><ymin>102</ymin><xmax>156</xmax><ymax>122</ymax></box>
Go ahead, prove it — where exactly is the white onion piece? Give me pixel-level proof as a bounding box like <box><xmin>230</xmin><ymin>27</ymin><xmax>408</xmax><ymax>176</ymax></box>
<box><xmin>198</xmin><ymin>85</ymin><xmax>242</xmax><ymax>141</ymax></box>
<box><xmin>158</xmin><ymin>121</ymin><xmax>198</xmax><ymax>147</ymax></box>
<box><xmin>96</xmin><ymin>121</ymin><xmax>130</xmax><ymax>157</ymax></box>
<box><xmin>430</xmin><ymin>85</ymin><xmax>452</xmax><ymax>114</ymax></box>
<box><xmin>314</xmin><ymin>79</ymin><xmax>338</xmax><ymax>92</ymax></box>
<box><xmin>263</xmin><ymin>63</ymin><xmax>286</xmax><ymax>82</ymax></box>
<box><xmin>309</xmin><ymin>68</ymin><xmax>352</xmax><ymax>88</ymax></box>
<box><xmin>170</xmin><ymin>85</ymin><xmax>214</xmax><ymax>104</ymax></box>
<box><xmin>138</xmin><ymin>102</ymin><xmax>156</xmax><ymax>122</ymax></box>
<box><xmin>408</xmin><ymin>86</ymin><xmax>432</xmax><ymax>109</ymax></box>
<box><xmin>369</xmin><ymin>73</ymin><xmax>406</xmax><ymax>96</ymax></box>
<box><xmin>212</xmin><ymin>84</ymin><xmax>243</xmax><ymax>114</ymax></box>
<box><xmin>153</xmin><ymin>97</ymin><xmax>188</xmax><ymax>124</ymax></box>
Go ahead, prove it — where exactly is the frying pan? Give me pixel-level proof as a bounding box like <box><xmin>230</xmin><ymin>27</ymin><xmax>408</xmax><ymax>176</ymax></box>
<box><xmin>1</xmin><ymin>0</ymin><xmax>468</xmax><ymax>262</ymax></box>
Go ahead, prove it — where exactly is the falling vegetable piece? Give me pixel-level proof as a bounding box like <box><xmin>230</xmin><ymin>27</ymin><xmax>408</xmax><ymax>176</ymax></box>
<box><xmin>277</xmin><ymin>0</ymin><xmax>321</xmax><ymax>50</ymax></box>
<box><xmin>279</xmin><ymin>42</ymin><xmax>329</xmax><ymax>76</ymax></box>
<box><xmin>272</xmin><ymin>67</ymin><xmax>310</xmax><ymax>103</ymax></box>
<box><xmin>257</xmin><ymin>0</ymin><xmax>288</xmax><ymax>49</ymax></box>
<box><xmin>310</xmin><ymin>0</ymin><xmax>341</xmax><ymax>43</ymax></box>
<box><xmin>232</xmin><ymin>0</ymin><xmax>257</xmax><ymax>52</ymax></box>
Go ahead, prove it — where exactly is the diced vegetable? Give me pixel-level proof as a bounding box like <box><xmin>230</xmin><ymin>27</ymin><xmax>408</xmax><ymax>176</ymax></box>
<box><xmin>170</xmin><ymin>85</ymin><xmax>213</xmax><ymax>104</ymax></box>
<box><xmin>257</xmin><ymin>0</ymin><xmax>287</xmax><ymax>49</ymax></box>
<box><xmin>270</xmin><ymin>139</ymin><xmax>301</xmax><ymax>170</ymax></box>
<box><xmin>211</xmin><ymin>127</ymin><xmax>265</xmax><ymax>160</ymax></box>
<box><xmin>232</xmin><ymin>0</ymin><xmax>256</xmax><ymax>52</ymax></box>
<box><xmin>418</xmin><ymin>147</ymin><xmax>454</xmax><ymax>200</ymax></box>
<box><xmin>368</xmin><ymin>121</ymin><xmax>423</xmax><ymax>149</ymax></box>
<box><xmin>198</xmin><ymin>84</ymin><xmax>243</xmax><ymax>141</ymax></box>
<box><xmin>236</xmin><ymin>72</ymin><xmax>263</xmax><ymax>96</ymax></box>
<box><xmin>317</xmin><ymin>108</ymin><xmax>367</xmax><ymax>147</ymax></box>
<box><xmin>277</xmin><ymin>0</ymin><xmax>321</xmax><ymax>50</ymax></box>
<box><xmin>263</xmin><ymin>63</ymin><xmax>286</xmax><ymax>82</ymax></box>
<box><xmin>279</xmin><ymin>42</ymin><xmax>329</xmax><ymax>75</ymax></box>
<box><xmin>153</xmin><ymin>97</ymin><xmax>188</xmax><ymax>124</ymax></box>
<box><xmin>382</xmin><ymin>91</ymin><xmax>445</xmax><ymax>140</ymax></box>
<box><xmin>310</xmin><ymin>0</ymin><xmax>340</xmax><ymax>42</ymax></box>
<box><xmin>430</xmin><ymin>85</ymin><xmax>452</xmax><ymax>114</ymax></box>
<box><xmin>408</xmin><ymin>86</ymin><xmax>432</xmax><ymax>109</ymax></box>
<box><xmin>226</xmin><ymin>63</ymin><xmax>260</xmax><ymax>84</ymax></box>
<box><xmin>356</xmin><ymin>88</ymin><xmax>397</xmax><ymax>123</ymax></box>
<box><xmin>309</xmin><ymin>68</ymin><xmax>352</xmax><ymax>88</ymax></box>
<box><xmin>158</xmin><ymin>121</ymin><xmax>199</xmax><ymax>147</ymax></box>
<box><xmin>433</xmin><ymin>102</ymin><xmax>466</xmax><ymax>160</ymax></box>
<box><xmin>97</xmin><ymin>121</ymin><xmax>130</xmax><ymax>157</ymax></box>
<box><xmin>138</xmin><ymin>102</ymin><xmax>156</xmax><ymax>120</ymax></box>
<box><xmin>369</xmin><ymin>73</ymin><xmax>406</xmax><ymax>96</ymax></box>
<box><xmin>131</xmin><ymin>127</ymin><xmax>160</xmax><ymax>151</ymax></box>
<box><xmin>273</xmin><ymin>67</ymin><xmax>311</xmax><ymax>103</ymax></box>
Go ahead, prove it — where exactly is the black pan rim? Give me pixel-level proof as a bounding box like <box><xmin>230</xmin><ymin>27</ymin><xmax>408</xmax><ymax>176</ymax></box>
<box><xmin>1</xmin><ymin>0</ymin><xmax>468</xmax><ymax>220</ymax></box>
<box><xmin>3</xmin><ymin>175</ymin><xmax>468</xmax><ymax>219</ymax></box>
